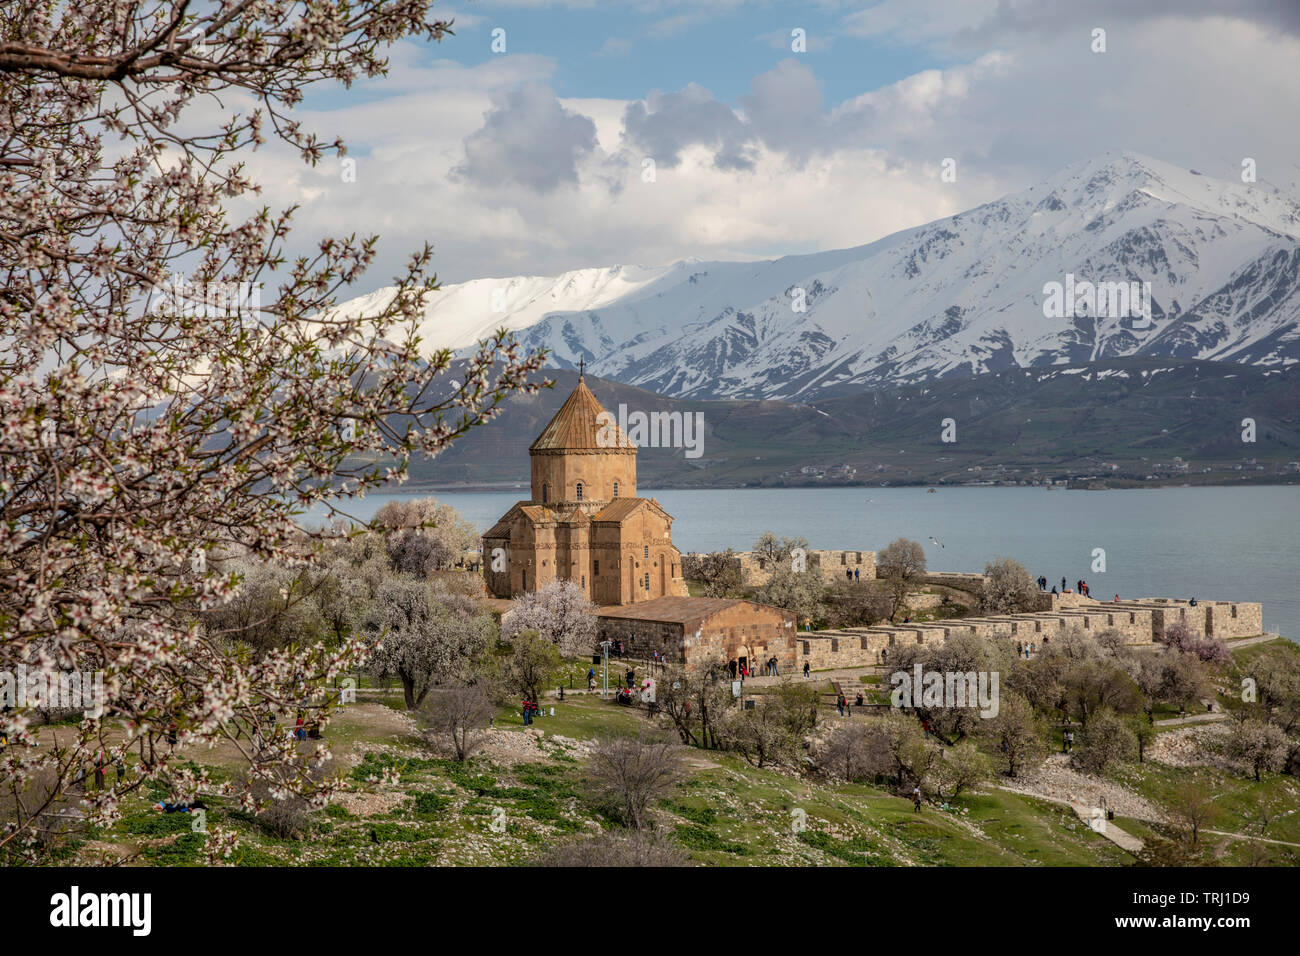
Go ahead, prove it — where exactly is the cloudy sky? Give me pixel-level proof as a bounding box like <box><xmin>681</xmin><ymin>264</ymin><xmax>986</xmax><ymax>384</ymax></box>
<box><xmin>241</xmin><ymin>0</ymin><xmax>1300</xmax><ymax>288</ymax></box>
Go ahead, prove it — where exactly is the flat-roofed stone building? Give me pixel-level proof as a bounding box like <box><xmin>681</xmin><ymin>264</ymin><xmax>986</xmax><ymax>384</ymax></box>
<box><xmin>597</xmin><ymin>597</ymin><xmax>797</xmax><ymax>672</ymax></box>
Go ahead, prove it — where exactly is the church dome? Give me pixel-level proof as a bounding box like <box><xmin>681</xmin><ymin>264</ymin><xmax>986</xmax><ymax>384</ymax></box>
<box><xmin>529</xmin><ymin>376</ymin><xmax>633</xmax><ymax>454</ymax></box>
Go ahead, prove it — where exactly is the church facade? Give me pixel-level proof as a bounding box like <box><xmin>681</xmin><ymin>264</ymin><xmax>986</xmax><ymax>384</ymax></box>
<box><xmin>482</xmin><ymin>374</ymin><xmax>689</xmax><ymax>605</ymax></box>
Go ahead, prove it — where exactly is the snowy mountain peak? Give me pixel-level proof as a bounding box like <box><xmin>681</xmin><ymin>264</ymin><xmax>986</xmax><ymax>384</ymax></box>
<box><xmin>337</xmin><ymin>154</ymin><xmax>1300</xmax><ymax>400</ymax></box>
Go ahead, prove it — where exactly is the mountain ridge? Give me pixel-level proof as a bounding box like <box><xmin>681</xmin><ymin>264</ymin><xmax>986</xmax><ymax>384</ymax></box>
<box><xmin>339</xmin><ymin>152</ymin><xmax>1300</xmax><ymax>400</ymax></box>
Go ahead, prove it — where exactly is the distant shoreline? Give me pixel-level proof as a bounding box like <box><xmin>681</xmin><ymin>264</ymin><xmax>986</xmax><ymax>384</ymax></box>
<box><xmin>394</xmin><ymin>476</ymin><xmax>1300</xmax><ymax>494</ymax></box>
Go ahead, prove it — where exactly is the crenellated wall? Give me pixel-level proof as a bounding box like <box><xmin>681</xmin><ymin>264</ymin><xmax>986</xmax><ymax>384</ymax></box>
<box><xmin>793</xmin><ymin>596</ymin><xmax>1262</xmax><ymax>671</ymax></box>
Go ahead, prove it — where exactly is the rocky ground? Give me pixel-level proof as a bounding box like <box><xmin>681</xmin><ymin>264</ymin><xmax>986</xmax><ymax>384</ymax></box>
<box><xmin>997</xmin><ymin>754</ymin><xmax>1167</xmax><ymax>823</ymax></box>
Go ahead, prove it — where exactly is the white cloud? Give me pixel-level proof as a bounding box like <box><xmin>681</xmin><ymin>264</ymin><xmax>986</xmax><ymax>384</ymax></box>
<box><xmin>230</xmin><ymin>10</ymin><xmax>1299</xmax><ymax>292</ymax></box>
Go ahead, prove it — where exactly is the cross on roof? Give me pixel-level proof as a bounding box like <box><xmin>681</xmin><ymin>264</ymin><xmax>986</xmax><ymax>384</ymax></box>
<box><xmin>578</xmin><ymin>356</ymin><xmax>585</xmax><ymax>379</ymax></box>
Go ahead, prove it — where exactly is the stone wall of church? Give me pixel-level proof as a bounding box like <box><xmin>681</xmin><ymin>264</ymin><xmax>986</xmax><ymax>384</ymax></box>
<box><xmin>531</xmin><ymin>448</ymin><xmax>636</xmax><ymax>510</ymax></box>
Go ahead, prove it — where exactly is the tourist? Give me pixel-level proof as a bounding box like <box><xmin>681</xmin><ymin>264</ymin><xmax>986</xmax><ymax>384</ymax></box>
<box><xmin>626</xmin><ymin>668</ymin><xmax>635</xmax><ymax>689</ymax></box>
<box><xmin>1189</xmin><ymin>597</ymin><xmax>1197</xmax><ymax>607</ymax></box>
<box><xmin>803</xmin><ymin>662</ymin><xmax>811</xmax><ymax>679</ymax></box>
<box><xmin>856</xmin><ymin>692</ymin><xmax>865</xmax><ymax>707</ymax></box>
<box><xmin>1051</xmin><ymin>586</ymin><xmax>1058</xmax><ymax>595</ymax></box>
<box><xmin>912</xmin><ymin>787</ymin><xmax>922</xmax><ymax>813</ymax></box>
<box><xmin>854</xmin><ymin>567</ymin><xmax>860</xmax><ymax>581</ymax></box>
<box><xmin>522</xmin><ymin>699</ymin><xmax>533</xmax><ymax>725</ymax></box>
<box><xmin>1114</xmin><ymin>594</ymin><xmax>1120</xmax><ymax>602</ymax></box>
<box><xmin>1017</xmin><ymin>641</ymin><xmax>1023</xmax><ymax>656</ymax></box>
<box><xmin>1061</xmin><ymin>577</ymin><xmax>1067</xmax><ymax>592</ymax></box>
<box><xmin>836</xmin><ymin>695</ymin><xmax>845</xmax><ymax>717</ymax></box>
<box><xmin>846</xmin><ymin>569</ymin><xmax>853</xmax><ymax>582</ymax></box>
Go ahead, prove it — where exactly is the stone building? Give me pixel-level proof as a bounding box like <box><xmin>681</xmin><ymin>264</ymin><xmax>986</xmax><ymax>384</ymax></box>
<box><xmin>597</xmin><ymin>597</ymin><xmax>798</xmax><ymax>672</ymax></box>
<box><xmin>482</xmin><ymin>374</ymin><xmax>688</xmax><ymax>604</ymax></box>
<box><xmin>697</xmin><ymin>548</ymin><xmax>876</xmax><ymax>587</ymax></box>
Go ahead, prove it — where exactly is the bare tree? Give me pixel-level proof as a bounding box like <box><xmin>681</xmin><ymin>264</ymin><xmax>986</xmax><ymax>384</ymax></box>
<box><xmin>657</xmin><ymin>662</ymin><xmax>732</xmax><ymax>749</ymax></box>
<box><xmin>1168</xmin><ymin>779</ymin><xmax>1219</xmax><ymax>846</ymax></box>
<box><xmin>423</xmin><ymin>685</ymin><xmax>493</xmax><ymax>761</ymax></box>
<box><xmin>588</xmin><ymin>733</ymin><xmax>686</xmax><ymax>830</ymax></box>
<box><xmin>817</xmin><ymin>723</ymin><xmax>872</xmax><ymax>782</ymax></box>
<box><xmin>876</xmin><ymin>538</ymin><xmax>927</xmax><ymax>621</ymax></box>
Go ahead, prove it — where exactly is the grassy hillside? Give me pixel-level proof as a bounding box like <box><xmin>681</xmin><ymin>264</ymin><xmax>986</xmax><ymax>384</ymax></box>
<box><xmin>64</xmin><ymin>636</ymin><xmax>1300</xmax><ymax>868</ymax></box>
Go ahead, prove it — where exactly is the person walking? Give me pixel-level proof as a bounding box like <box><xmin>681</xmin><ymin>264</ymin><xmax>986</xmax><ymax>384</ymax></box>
<box><xmin>854</xmin><ymin>567</ymin><xmax>860</xmax><ymax>582</ymax></box>
<box><xmin>912</xmin><ymin>786</ymin><xmax>922</xmax><ymax>813</ymax></box>
<box><xmin>803</xmin><ymin>661</ymin><xmax>810</xmax><ymax>679</ymax></box>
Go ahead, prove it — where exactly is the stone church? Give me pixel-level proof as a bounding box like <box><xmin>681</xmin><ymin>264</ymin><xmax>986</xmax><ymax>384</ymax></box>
<box><xmin>482</xmin><ymin>373</ymin><xmax>689</xmax><ymax>605</ymax></box>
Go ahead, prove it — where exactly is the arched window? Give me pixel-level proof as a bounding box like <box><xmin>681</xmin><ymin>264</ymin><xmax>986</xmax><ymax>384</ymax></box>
<box><xmin>575</xmin><ymin>482</ymin><xmax>583</xmax><ymax>502</ymax></box>
<box><xmin>541</xmin><ymin>483</ymin><xmax>549</xmax><ymax>504</ymax></box>
<box><xmin>612</xmin><ymin>481</ymin><xmax>619</xmax><ymax>498</ymax></box>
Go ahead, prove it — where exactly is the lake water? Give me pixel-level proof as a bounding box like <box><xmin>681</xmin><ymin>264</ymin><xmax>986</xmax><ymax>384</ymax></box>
<box><xmin>309</xmin><ymin>486</ymin><xmax>1299</xmax><ymax>640</ymax></box>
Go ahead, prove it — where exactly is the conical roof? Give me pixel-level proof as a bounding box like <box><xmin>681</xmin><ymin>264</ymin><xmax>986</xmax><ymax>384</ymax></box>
<box><xmin>529</xmin><ymin>377</ymin><xmax>633</xmax><ymax>452</ymax></box>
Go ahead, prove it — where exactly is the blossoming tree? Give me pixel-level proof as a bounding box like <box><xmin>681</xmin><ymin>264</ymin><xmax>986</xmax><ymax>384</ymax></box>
<box><xmin>0</xmin><ymin>0</ymin><xmax>545</xmax><ymax>863</ymax></box>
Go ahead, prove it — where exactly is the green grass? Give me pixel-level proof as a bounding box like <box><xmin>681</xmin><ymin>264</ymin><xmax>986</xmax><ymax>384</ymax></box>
<box><xmin>70</xmin><ymin>671</ymin><xmax>1296</xmax><ymax>867</ymax></box>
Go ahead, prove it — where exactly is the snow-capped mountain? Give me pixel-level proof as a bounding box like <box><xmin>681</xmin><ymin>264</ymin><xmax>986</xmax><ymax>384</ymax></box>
<box><xmin>339</xmin><ymin>153</ymin><xmax>1300</xmax><ymax>400</ymax></box>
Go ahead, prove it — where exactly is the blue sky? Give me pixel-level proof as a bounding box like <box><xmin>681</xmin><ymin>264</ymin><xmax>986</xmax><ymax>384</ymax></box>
<box><xmin>437</xmin><ymin>3</ymin><xmax>948</xmax><ymax>107</ymax></box>
<box><xmin>259</xmin><ymin>1</ymin><xmax>1300</xmax><ymax>284</ymax></box>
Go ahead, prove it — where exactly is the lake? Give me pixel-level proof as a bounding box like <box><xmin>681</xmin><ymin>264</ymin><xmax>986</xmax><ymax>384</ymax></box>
<box><xmin>309</xmin><ymin>486</ymin><xmax>1299</xmax><ymax>640</ymax></box>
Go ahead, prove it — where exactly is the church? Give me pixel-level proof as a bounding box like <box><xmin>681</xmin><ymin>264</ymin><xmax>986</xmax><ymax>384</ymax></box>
<box><xmin>482</xmin><ymin>371</ymin><xmax>689</xmax><ymax>605</ymax></box>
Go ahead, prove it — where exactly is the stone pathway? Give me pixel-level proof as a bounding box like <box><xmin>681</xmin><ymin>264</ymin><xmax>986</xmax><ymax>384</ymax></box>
<box><xmin>1225</xmin><ymin>633</ymin><xmax>1281</xmax><ymax>649</ymax></box>
<box><xmin>1203</xmin><ymin>829</ymin><xmax>1300</xmax><ymax>849</ymax></box>
<box><xmin>1154</xmin><ymin>711</ymin><xmax>1228</xmax><ymax>727</ymax></box>
<box><xmin>1067</xmin><ymin>802</ymin><xmax>1145</xmax><ymax>854</ymax></box>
